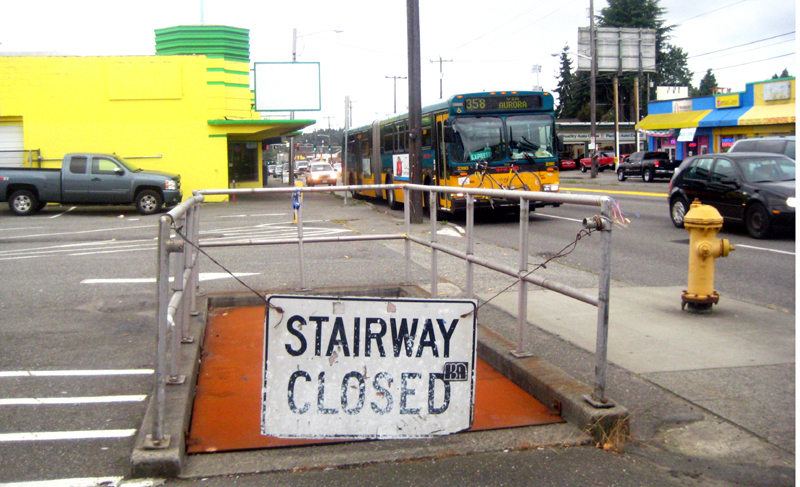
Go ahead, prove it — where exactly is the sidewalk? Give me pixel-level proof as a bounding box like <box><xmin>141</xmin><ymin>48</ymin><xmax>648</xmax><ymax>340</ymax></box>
<box><xmin>143</xmin><ymin>189</ymin><xmax>794</xmax><ymax>485</ymax></box>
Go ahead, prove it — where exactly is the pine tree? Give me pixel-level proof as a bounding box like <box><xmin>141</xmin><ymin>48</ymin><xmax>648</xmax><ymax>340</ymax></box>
<box><xmin>696</xmin><ymin>69</ymin><xmax>718</xmax><ymax>96</ymax></box>
<box><xmin>554</xmin><ymin>45</ymin><xmax>576</xmax><ymax>119</ymax></box>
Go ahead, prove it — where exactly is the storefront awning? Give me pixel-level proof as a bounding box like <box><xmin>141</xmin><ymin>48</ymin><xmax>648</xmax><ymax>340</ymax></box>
<box><xmin>698</xmin><ymin>106</ymin><xmax>750</xmax><ymax>127</ymax></box>
<box><xmin>208</xmin><ymin>119</ymin><xmax>316</xmax><ymax>141</ymax></box>
<box><xmin>636</xmin><ymin>110</ymin><xmax>712</xmax><ymax>131</ymax></box>
<box><xmin>737</xmin><ymin>103</ymin><xmax>795</xmax><ymax>126</ymax></box>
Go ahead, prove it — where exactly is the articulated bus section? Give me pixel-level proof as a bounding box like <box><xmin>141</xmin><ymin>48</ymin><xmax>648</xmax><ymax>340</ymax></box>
<box><xmin>345</xmin><ymin>91</ymin><xmax>561</xmax><ymax>213</ymax></box>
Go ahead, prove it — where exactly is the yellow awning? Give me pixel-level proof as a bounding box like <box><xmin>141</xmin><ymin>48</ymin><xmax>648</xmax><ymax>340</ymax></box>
<box><xmin>636</xmin><ymin>110</ymin><xmax>712</xmax><ymax>130</ymax></box>
<box><xmin>208</xmin><ymin>119</ymin><xmax>316</xmax><ymax>141</ymax></box>
<box><xmin>737</xmin><ymin>103</ymin><xmax>795</xmax><ymax>126</ymax></box>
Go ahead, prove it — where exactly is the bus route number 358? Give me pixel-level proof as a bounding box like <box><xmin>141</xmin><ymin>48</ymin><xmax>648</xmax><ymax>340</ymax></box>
<box><xmin>261</xmin><ymin>295</ymin><xmax>478</xmax><ymax>439</ymax></box>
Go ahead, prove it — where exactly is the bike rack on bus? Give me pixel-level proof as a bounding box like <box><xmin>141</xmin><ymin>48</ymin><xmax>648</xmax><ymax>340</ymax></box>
<box><xmin>145</xmin><ymin>183</ymin><xmax>615</xmax><ymax>448</ymax></box>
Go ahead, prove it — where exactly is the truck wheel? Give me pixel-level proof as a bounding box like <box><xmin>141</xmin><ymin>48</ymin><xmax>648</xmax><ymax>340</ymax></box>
<box><xmin>9</xmin><ymin>189</ymin><xmax>39</xmax><ymax>216</ymax></box>
<box><xmin>135</xmin><ymin>190</ymin><xmax>163</xmax><ymax>215</ymax></box>
<box><xmin>580</xmin><ymin>163</ymin><xmax>587</xmax><ymax>173</ymax></box>
<box><xmin>642</xmin><ymin>168</ymin><xmax>654</xmax><ymax>182</ymax></box>
<box><xmin>617</xmin><ymin>169</ymin><xmax>627</xmax><ymax>181</ymax></box>
<box><xmin>745</xmin><ymin>203</ymin><xmax>772</xmax><ymax>239</ymax></box>
<box><xmin>670</xmin><ymin>197</ymin><xmax>688</xmax><ymax>228</ymax></box>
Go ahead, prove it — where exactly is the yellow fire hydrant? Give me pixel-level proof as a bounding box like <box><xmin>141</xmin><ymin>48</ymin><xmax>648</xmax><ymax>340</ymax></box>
<box><xmin>682</xmin><ymin>199</ymin><xmax>735</xmax><ymax>313</ymax></box>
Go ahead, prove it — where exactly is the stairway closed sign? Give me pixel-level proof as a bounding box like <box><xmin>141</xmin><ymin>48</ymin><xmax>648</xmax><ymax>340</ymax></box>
<box><xmin>262</xmin><ymin>295</ymin><xmax>478</xmax><ymax>439</ymax></box>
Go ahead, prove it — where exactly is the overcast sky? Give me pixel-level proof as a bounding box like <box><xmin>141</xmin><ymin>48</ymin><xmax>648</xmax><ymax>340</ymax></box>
<box><xmin>1</xmin><ymin>0</ymin><xmax>795</xmax><ymax>131</ymax></box>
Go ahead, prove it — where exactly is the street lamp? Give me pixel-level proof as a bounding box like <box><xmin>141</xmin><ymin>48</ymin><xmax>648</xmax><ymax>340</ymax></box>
<box><xmin>292</xmin><ymin>27</ymin><xmax>343</xmax><ymax>62</ymax></box>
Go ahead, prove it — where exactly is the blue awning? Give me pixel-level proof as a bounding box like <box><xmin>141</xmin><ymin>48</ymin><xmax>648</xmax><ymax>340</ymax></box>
<box><xmin>698</xmin><ymin>106</ymin><xmax>750</xmax><ymax>127</ymax></box>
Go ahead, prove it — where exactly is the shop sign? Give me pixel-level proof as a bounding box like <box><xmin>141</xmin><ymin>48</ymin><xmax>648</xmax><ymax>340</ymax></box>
<box><xmin>677</xmin><ymin>127</ymin><xmax>697</xmax><ymax>142</ymax></box>
<box><xmin>673</xmin><ymin>99</ymin><xmax>693</xmax><ymax>113</ymax></box>
<box><xmin>261</xmin><ymin>295</ymin><xmax>478</xmax><ymax>439</ymax></box>
<box><xmin>716</xmin><ymin>94</ymin><xmax>740</xmax><ymax>109</ymax></box>
<box><xmin>763</xmin><ymin>81</ymin><xmax>791</xmax><ymax>101</ymax></box>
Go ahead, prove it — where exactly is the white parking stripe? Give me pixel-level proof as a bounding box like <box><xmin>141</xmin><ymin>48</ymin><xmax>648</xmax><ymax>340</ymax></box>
<box><xmin>0</xmin><ymin>369</ymin><xmax>153</xmax><ymax>378</ymax></box>
<box><xmin>734</xmin><ymin>244</ymin><xmax>795</xmax><ymax>255</ymax></box>
<box><xmin>0</xmin><ymin>395</ymin><xmax>146</xmax><ymax>406</ymax></box>
<box><xmin>0</xmin><ymin>429</ymin><xmax>137</xmax><ymax>442</ymax></box>
<box><xmin>0</xmin><ymin>477</ymin><xmax>124</xmax><ymax>486</ymax></box>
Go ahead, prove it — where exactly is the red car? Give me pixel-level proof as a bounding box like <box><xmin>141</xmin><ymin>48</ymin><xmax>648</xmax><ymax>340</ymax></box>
<box><xmin>579</xmin><ymin>151</ymin><xmax>616</xmax><ymax>172</ymax></box>
<box><xmin>559</xmin><ymin>159</ymin><xmax>576</xmax><ymax>170</ymax></box>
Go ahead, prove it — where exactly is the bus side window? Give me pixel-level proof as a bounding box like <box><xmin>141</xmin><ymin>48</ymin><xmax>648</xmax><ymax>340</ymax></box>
<box><xmin>421</xmin><ymin>124</ymin><xmax>432</xmax><ymax>149</ymax></box>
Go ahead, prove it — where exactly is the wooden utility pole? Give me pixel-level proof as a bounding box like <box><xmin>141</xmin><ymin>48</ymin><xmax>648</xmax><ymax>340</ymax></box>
<box><xmin>407</xmin><ymin>0</ymin><xmax>423</xmax><ymax>223</ymax></box>
<box><xmin>589</xmin><ymin>0</ymin><xmax>599</xmax><ymax>178</ymax></box>
<box><xmin>429</xmin><ymin>56</ymin><xmax>453</xmax><ymax>99</ymax></box>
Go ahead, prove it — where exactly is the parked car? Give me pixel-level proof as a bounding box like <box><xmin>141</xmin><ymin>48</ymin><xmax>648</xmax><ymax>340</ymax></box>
<box><xmin>579</xmin><ymin>151</ymin><xmax>616</xmax><ymax>172</ymax></box>
<box><xmin>0</xmin><ymin>153</ymin><xmax>181</xmax><ymax>216</ymax></box>
<box><xmin>729</xmin><ymin>136</ymin><xmax>795</xmax><ymax>160</ymax></box>
<box><xmin>273</xmin><ymin>164</ymin><xmax>283</xmax><ymax>178</ymax></box>
<box><xmin>559</xmin><ymin>159</ymin><xmax>576</xmax><ymax>170</ymax></box>
<box><xmin>668</xmin><ymin>152</ymin><xmax>795</xmax><ymax>238</ymax></box>
<box><xmin>303</xmin><ymin>162</ymin><xmax>338</xmax><ymax>186</ymax></box>
<box><xmin>294</xmin><ymin>161</ymin><xmax>309</xmax><ymax>177</ymax></box>
<box><xmin>618</xmin><ymin>151</ymin><xmax>679</xmax><ymax>182</ymax></box>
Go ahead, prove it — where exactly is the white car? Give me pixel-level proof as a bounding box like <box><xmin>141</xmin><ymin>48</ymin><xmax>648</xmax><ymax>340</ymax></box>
<box><xmin>304</xmin><ymin>162</ymin><xmax>338</xmax><ymax>186</ymax></box>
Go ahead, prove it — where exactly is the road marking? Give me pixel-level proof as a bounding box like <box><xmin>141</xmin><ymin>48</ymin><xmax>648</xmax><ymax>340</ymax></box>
<box><xmin>0</xmin><ymin>429</ymin><xmax>137</xmax><ymax>442</ymax></box>
<box><xmin>734</xmin><ymin>244</ymin><xmax>795</xmax><ymax>255</ymax></box>
<box><xmin>0</xmin><ymin>477</ymin><xmax>123</xmax><ymax>486</ymax></box>
<box><xmin>49</xmin><ymin>206</ymin><xmax>77</xmax><ymax>219</ymax></box>
<box><xmin>0</xmin><ymin>225</ymin><xmax>153</xmax><ymax>240</ymax></box>
<box><xmin>0</xmin><ymin>369</ymin><xmax>153</xmax><ymax>378</ymax></box>
<box><xmin>537</xmin><ymin>213</ymin><xmax>585</xmax><ymax>223</ymax></box>
<box><xmin>80</xmin><ymin>272</ymin><xmax>259</xmax><ymax>284</ymax></box>
<box><xmin>0</xmin><ymin>395</ymin><xmax>146</xmax><ymax>406</ymax></box>
<box><xmin>0</xmin><ymin>226</ymin><xmax>45</xmax><ymax>232</ymax></box>
<box><xmin>561</xmin><ymin>187</ymin><xmax>668</xmax><ymax>198</ymax></box>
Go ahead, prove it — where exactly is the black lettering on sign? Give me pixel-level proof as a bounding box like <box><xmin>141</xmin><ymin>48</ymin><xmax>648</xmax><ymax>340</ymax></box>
<box><xmin>287</xmin><ymin>370</ymin><xmax>311</xmax><ymax>414</ymax></box>
<box><xmin>341</xmin><ymin>371</ymin><xmax>366</xmax><ymax>415</ymax></box>
<box><xmin>309</xmin><ymin>316</ymin><xmax>329</xmax><ymax>356</ymax></box>
<box><xmin>317</xmin><ymin>372</ymin><xmax>338</xmax><ymax>414</ymax></box>
<box><xmin>285</xmin><ymin>316</ymin><xmax>308</xmax><ymax>357</ymax></box>
<box><xmin>437</xmin><ymin>318</ymin><xmax>459</xmax><ymax>357</ymax></box>
<box><xmin>415</xmin><ymin>319</ymin><xmax>438</xmax><ymax>357</ymax></box>
<box><xmin>428</xmin><ymin>373</ymin><xmax>451</xmax><ymax>414</ymax></box>
<box><xmin>390</xmin><ymin>318</ymin><xmax>419</xmax><ymax>357</ymax></box>
<box><xmin>365</xmin><ymin>317</ymin><xmax>387</xmax><ymax>357</ymax></box>
<box><xmin>444</xmin><ymin>362</ymin><xmax>469</xmax><ymax>381</ymax></box>
<box><xmin>326</xmin><ymin>316</ymin><xmax>350</xmax><ymax>357</ymax></box>
<box><xmin>371</xmin><ymin>372</ymin><xmax>394</xmax><ymax>414</ymax></box>
<box><xmin>400</xmin><ymin>372</ymin><xmax>421</xmax><ymax>415</ymax></box>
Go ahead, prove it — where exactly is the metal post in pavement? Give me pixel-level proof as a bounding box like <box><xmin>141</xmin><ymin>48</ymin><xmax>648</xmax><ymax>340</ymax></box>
<box><xmin>585</xmin><ymin>197</ymin><xmax>615</xmax><ymax>408</ymax></box>
<box><xmin>511</xmin><ymin>198</ymin><xmax>531</xmax><ymax>357</ymax></box>
<box><xmin>145</xmin><ymin>216</ymin><xmax>172</xmax><ymax>449</ymax></box>
<box><xmin>404</xmin><ymin>187</ymin><xmax>411</xmax><ymax>283</ymax></box>
<box><xmin>465</xmin><ymin>195</ymin><xmax>475</xmax><ymax>299</ymax></box>
<box><xmin>430</xmin><ymin>190</ymin><xmax>438</xmax><ymax>298</ymax></box>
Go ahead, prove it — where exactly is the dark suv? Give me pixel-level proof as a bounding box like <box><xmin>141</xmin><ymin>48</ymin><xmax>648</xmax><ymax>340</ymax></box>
<box><xmin>617</xmin><ymin>151</ymin><xmax>677</xmax><ymax>182</ymax></box>
<box><xmin>668</xmin><ymin>152</ymin><xmax>795</xmax><ymax>238</ymax></box>
<box><xmin>729</xmin><ymin>136</ymin><xmax>795</xmax><ymax>160</ymax></box>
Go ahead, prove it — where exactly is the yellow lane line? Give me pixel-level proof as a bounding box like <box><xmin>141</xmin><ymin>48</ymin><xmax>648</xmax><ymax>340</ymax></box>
<box><xmin>560</xmin><ymin>187</ymin><xmax>669</xmax><ymax>198</ymax></box>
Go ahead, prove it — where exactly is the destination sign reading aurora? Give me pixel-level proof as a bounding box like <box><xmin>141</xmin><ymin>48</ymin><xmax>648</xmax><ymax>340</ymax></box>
<box><xmin>262</xmin><ymin>295</ymin><xmax>478</xmax><ymax>439</ymax></box>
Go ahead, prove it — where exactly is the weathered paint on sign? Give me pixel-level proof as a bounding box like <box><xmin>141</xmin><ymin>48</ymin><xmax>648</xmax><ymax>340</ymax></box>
<box><xmin>261</xmin><ymin>295</ymin><xmax>478</xmax><ymax>439</ymax></box>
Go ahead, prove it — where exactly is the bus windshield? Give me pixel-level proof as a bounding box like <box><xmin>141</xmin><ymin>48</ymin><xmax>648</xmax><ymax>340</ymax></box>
<box><xmin>450</xmin><ymin>117</ymin><xmax>504</xmax><ymax>163</ymax></box>
<box><xmin>507</xmin><ymin>114</ymin><xmax>554</xmax><ymax>160</ymax></box>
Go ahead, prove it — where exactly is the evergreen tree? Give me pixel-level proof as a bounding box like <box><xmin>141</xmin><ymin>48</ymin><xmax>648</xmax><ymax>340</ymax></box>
<box><xmin>772</xmin><ymin>68</ymin><xmax>791</xmax><ymax>79</ymax></box>
<box><xmin>696</xmin><ymin>69</ymin><xmax>718</xmax><ymax>96</ymax></box>
<box><xmin>554</xmin><ymin>44</ymin><xmax>576</xmax><ymax>118</ymax></box>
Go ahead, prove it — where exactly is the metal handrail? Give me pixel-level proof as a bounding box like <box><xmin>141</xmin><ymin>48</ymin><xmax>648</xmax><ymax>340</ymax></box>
<box><xmin>146</xmin><ymin>184</ymin><xmax>615</xmax><ymax>447</ymax></box>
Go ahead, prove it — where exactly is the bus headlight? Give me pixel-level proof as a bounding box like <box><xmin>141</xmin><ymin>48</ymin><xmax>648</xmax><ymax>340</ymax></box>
<box><xmin>542</xmin><ymin>184</ymin><xmax>559</xmax><ymax>192</ymax></box>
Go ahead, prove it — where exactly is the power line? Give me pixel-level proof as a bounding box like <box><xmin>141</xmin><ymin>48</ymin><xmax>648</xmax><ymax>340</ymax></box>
<box><xmin>672</xmin><ymin>0</ymin><xmax>750</xmax><ymax>26</ymax></box>
<box><xmin>689</xmin><ymin>31</ymin><xmax>795</xmax><ymax>58</ymax></box>
<box><xmin>711</xmin><ymin>52</ymin><xmax>795</xmax><ymax>72</ymax></box>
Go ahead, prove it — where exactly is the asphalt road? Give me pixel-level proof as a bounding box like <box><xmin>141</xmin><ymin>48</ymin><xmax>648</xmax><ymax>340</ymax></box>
<box><xmin>0</xmin><ymin>171</ymin><xmax>793</xmax><ymax>485</ymax></box>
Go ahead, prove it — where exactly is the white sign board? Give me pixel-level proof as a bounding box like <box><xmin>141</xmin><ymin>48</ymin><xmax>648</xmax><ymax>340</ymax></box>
<box><xmin>253</xmin><ymin>62</ymin><xmax>321</xmax><ymax>112</ymax></box>
<box><xmin>677</xmin><ymin>127</ymin><xmax>697</xmax><ymax>142</ymax></box>
<box><xmin>262</xmin><ymin>295</ymin><xmax>477</xmax><ymax>439</ymax></box>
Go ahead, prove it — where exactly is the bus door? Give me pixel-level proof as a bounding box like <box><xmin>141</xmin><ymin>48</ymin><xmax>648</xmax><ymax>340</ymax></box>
<box><xmin>435</xmin><ymin>113</ymin><xmax>450</xmax><ymax>209</ymax></box>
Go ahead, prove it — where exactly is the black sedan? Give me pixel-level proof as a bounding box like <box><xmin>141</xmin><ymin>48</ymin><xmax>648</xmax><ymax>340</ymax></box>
<box><xmin>668</xmin><ymin>152</ymin><xmax>795</xmax><ymax>239</ymax></box>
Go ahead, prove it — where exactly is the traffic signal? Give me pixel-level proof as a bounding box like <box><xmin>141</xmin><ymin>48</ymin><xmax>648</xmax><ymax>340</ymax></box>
<box><xmin>313</xmin><ymin>145</ymin><xmax>318</xmax><ymax>152</ymax></box>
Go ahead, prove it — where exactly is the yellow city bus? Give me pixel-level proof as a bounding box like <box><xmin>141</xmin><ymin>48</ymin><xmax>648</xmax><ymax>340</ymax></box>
<box><xmin>344</xmin><ymin>91</ymin><xmax>561</xmax><ymax>212</ymax></box>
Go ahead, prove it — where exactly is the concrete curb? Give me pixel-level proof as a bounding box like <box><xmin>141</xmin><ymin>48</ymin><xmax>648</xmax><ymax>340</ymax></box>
<box><xmin>477</xmin><ymin>325</ymin><xmax>629</xmax><ymax>440</ymax></box>
<box><xmin>130</xmin><ymin>288</ymin><xmax>626</xmax><ymax>478</ymax></box>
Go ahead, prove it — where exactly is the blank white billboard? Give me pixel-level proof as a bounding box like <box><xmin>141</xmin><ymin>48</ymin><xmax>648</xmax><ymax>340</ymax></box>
<box><xmin>254</xmin><ymin>62</ymin><xmax>321</xmax><ymax>112</ymax></box>
<box><xmin>577</xmin><ymin>27</ymin><xmax>657</xmax><ymax>73</ymax></box>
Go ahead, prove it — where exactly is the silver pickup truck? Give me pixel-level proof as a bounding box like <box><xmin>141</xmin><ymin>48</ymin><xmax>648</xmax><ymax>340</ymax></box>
<box><xmin>0</xmin><ymin>153</ymin><xmax>181</xmax><ymax>216</ymax></box>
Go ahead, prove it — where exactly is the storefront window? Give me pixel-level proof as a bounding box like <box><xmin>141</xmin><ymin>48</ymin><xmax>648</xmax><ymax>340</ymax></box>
<box><xmin>229</xmin><ymin>143</ymin><xmax>259</xmax><ymax>182</ymax></box>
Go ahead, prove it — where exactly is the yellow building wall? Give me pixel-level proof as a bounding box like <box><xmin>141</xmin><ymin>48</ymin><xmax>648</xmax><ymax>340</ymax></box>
<box><xmin>0</xmin><ymin>55</ymin><xmax>259</xmax><ymax>203</ymax></box>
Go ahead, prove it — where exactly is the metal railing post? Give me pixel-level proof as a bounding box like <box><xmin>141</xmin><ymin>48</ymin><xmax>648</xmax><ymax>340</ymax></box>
<box><xmin>512</xmin><ymin>198</ymin><xmax>531</xmax><ymax>357</ymax></box>
<box><xmin>190</xmin><ymin>201</ymin><xmax>201</xmax><ymax>316</ymax></box>
<box><xmin>465</xmin><ymin>195</ymin><xmax>475</xmax><ymax>299</ymax></box>
<box><xmin>586</xmin><ymin>198</ymin><xmax>615</xmax><ymax>408</ymax></box>
<box><xmin>168</xmin><ymin>217</ymin><xmax>186</xmax><ymax>385</ymax></box>
<box><xmin>403</xmin><ymin>187</ymin><xmax>411</xmax><ymax>284</ymax></box>
<box><xmin>297</xmin><ymin>190</ymin><xmax>306</xmax><ymax>290</ymax></box>
<box><xmin>145</xmin><ymin>216</ymin><xmax>172</xmax><ymax>449</ymax></box>
<box><xmin>430</xmin><ymin>191</ymin><xmax>438</xmax><ymax>298</ymax></box>
<box><xmin>181</xmin><ymin>207</ymin><xmax>194</xmax><ymax>343</ymax></box>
